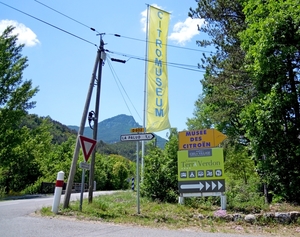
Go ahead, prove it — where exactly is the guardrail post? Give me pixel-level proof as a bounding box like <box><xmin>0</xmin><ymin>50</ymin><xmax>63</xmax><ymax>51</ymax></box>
<box><xmin>131</xmin><ymin>177</ymin><xmax>134</xmax><ymax>191</ymax></box>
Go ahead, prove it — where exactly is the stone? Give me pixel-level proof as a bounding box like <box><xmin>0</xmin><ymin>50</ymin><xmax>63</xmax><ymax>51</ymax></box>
<box><xmin>263</xmin><ymin>212</ymin><xmax>275</xmax><ymax>220</ymax></box>
<box><xmin>232</xmin><ymin>213</ymin><xmax>244</xmax><ymax>222</ymax></box>
<box><xmin>244</xmin><ymin>214</ymin><xmax>256</xmax><ymax>223</ymax></box>
<box><xmin>275</xmin><ymin>212</ymin><xmax>291</xmax><ymax>224</ymax></box>
<box><xmin>289</xmin><ymin>211</ymin><xmax>300</xmax><ymax>221</ymax></box>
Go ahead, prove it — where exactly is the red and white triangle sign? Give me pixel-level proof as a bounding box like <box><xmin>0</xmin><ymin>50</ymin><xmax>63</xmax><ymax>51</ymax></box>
<box><xmin>78</xmin><ymin>135</ymin><xmax>97</xmax><ymax>162</ymax></box>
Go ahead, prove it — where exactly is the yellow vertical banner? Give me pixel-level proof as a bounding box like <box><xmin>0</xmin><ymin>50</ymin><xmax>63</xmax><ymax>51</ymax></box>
<box><xmin>146</xmin><ymin>5</ymin><xmax>171</xmax><ymax>132</ymax></box>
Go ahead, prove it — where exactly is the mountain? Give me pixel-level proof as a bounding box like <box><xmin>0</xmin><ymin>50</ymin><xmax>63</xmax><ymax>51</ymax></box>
<box><xmin>22</xmin><ymin>114</ymin><xmax>77</xmax><ymax>144</ymax></box>
<box><xmin>68</xmin><ymin>114</ymin><xmax>168</xmax><ymax>149</ymax></box>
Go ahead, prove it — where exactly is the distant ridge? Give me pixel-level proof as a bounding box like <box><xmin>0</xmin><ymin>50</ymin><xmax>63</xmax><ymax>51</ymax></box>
<box><xmin>68</xmin><ymin>114</ymin><xmax>167</xmax><ymax>148</ymax></box>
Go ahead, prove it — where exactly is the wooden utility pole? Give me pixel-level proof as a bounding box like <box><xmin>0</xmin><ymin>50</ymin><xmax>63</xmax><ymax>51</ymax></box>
<box><xmin>89</xmin><ymin>35</ymin><xmax>105</xmax><ymax>203</ymax></box>
<box><xmin>63</xmin><ymin>36</ymin><xmax>105</xmax><ymax>208</ymax></box>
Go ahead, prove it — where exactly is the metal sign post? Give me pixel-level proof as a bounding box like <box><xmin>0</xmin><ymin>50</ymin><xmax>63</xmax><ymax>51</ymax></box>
<box><xmin>79</xmin><ymin>162</ymin><xmax>90</xmax><ymax>211</ymax></box>
<box><xmin>77</xmin><ymin>135</ymin><xmax>95</xmax><ymax>211</ymax></box>
<box><xmin>136</xmin><ymin>141</ymin><xmax>140</xmax><ymax>214</ymax></box>
<box><xmin>79</xmin><ymin>166</ymin><xmax>85</xmax><ymax>211</ymax></box>
<box><xmin>120</xmin><ymin>129</ymin><xmax>154</xmax><ymax>214</ymax></box>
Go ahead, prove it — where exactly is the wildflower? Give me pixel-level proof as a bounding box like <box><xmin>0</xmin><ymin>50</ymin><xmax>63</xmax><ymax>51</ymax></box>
<box><xmin>214</xmin><ymin>209</ymin><xmax>227</xmax><ymax>217</ymax></box>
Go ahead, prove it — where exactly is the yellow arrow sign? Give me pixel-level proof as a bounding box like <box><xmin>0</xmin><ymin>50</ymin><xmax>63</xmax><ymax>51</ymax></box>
<box><xmin>178</xmin><ymin>129</ymin><xmax>227</xmax><ymax>150</ymax></box>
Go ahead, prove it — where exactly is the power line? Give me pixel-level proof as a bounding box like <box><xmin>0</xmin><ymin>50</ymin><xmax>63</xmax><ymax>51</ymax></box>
<box><xmin>2</xmin><ymin>1</ymin><xmax>210</xmax><ymax>74</ymax></box>
<box><xmin>10</xmin><ymin>0</ymin><xmax>213</xmax><ymax>70</ymax></box>
<box><xmin>110</xmin><ymin>33</ymin><xmax>214</xmax><ymax>54</ymax></box>
<box><xmin>20</xmin><ymin>0</ymin><xmax>213</xmax><ymax>55</ymax></box>
<box><xmin>106</xmin><ymin>55</ymin><xmax>143</xmax><ymax>123</ymax></box>
<box><xmin>106</xmin><ymin>49</ymin><xmax>206</xmax><ymax>73</ymax></box>
<box><xmin>34</xmin><ymin>0</ymin><xmax>100</xmax><ymax>34</ymax></box>
<box><xmin>0</xmin><ymin>1</ymin><xmax>98</xmax><ymax>47</ymax></box>
<box><xmin>34</xmin><ymin>0</ymin><xmax>213</xmax><ymax>55</ymax></box>
<box><xmin>106</xmin><ymin>49</ymin><xmax>248</xmax><ymax>75</ymax></box>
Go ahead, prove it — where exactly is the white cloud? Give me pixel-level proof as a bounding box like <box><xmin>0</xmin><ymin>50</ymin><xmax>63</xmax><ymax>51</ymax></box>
<box><xmin>0</xmin><ymin>19</ymin><xmax>40</xmax><ymax>47</ymax></box>
<box><xmin>140</xmin><ymin>4</ymin><xmax>163</xmax><ymax>33</ymax></box>
<box><xmin>140</xmin><ymin>6</ymin><xmax>204</xmax><ymax>46</ymax></box>
<box><xmin>169</xmin><ymin>17</ymin><xmax>204</xmax><ymax>46</ymax></box>
<box><xmin>140</xmin><ymin>8</ymin><xmax>147</xmax><ymax>33</ymax></box>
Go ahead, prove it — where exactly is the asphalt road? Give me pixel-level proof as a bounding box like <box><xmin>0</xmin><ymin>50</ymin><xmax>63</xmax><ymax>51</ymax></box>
<box><xmin>0</xmin><ymin>191</ymin><xmax>261</xmax><ymax>237</ymax></box>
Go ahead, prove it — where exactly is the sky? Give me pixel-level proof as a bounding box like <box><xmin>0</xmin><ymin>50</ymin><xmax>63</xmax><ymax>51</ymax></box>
<box><xmin>0</xmin><ymin>0</ymin><xmax>212</xmax><ymax>139</ymax></box>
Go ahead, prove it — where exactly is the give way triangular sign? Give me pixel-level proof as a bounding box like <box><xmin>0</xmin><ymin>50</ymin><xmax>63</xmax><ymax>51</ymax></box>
<box><xmin>78</xmin><ymin>135</ymin><xmax>97</xmax><ymax>162</ymax></box>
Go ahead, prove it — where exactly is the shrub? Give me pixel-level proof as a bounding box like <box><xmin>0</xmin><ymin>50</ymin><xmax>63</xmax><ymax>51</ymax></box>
<box><xmin>226</xmin><ymin>175</ymin><xmax>267</xmax><ymax>213</ymax></box>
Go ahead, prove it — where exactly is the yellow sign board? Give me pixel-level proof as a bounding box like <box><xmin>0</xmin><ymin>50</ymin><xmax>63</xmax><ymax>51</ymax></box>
<box><xmin>177</xmin><ymin>148</ymin><xmax>224</xmax><ymax>181</ymax></box>
<box><xmin>178</xmin><ymin>129</ymin><xmax>227</xmax><ymax>150</ymax></box>
<box><xmin>130</xmin><ymin>127</ymin><xmax>145</xmax><ymax>133</ymax></box>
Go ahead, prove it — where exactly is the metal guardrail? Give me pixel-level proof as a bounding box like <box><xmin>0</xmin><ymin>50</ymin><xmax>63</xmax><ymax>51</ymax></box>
<box><xmin>40</xmin><ymin>182</ymin><xmax>87</xmax><ymax>194</ymax></box>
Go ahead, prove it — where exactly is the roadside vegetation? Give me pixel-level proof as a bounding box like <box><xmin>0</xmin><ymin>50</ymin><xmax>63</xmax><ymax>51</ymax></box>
<box><xmin>38</xmin><ymin>191</ymin><xmax>300</xmax><ymax>236</ymax></box>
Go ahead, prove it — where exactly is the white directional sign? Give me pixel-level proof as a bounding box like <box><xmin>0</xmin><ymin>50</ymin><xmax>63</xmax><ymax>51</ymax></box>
<box><xmin>180</xmin><ymin>182</ymin><xmax>204</xmax><ymax>190</ymax></box>
<box><xmin>178</xmin><ymin>180</ymin><xmax>225</xmax><ymax>193</ymax></box>
<box><xmin>120</xmin><ymin>133</ymin><xmax>155</xmax><ymax>142</ymax></box>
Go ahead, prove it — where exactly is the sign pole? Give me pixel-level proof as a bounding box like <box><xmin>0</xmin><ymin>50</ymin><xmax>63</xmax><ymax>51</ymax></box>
<box><xmin>120</xmin><ymin>128</ymin><xmax>153</xmax><ymax>215</ymax></box>
<box><xmin>136</xmin><ymin>141</ymin><xmax>140</xmax><ymax>214</ymax></box>
<box><xmin>79</xmin><ymin>166</ymin><xmax>85</xmax><ymax>211</ymax></box>
<box><xmin>77</xmin><ymin>135</ymin><xmax>96</xmax><ymax>210</ymax></box>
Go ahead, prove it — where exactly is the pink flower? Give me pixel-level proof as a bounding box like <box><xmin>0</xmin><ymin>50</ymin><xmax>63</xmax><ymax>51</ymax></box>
<box><xmin>214</xmin><ymin>209</ymin><xmax>227</xmax><ymax>217</ymax></box>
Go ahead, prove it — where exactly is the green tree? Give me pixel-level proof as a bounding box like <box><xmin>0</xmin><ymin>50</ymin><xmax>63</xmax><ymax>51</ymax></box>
<box><xmin>93</xmin><ymin>153</ymin><xmax>108</xmax><ymax>190</ymax></box>
<box><xmin>186</xmin><ymin>95</ymin><xmax>213</xmax><ymax>130</ymax></box>
<box><xmin>141</xmin><ymin>129</ymin><xmax>179</xmax><ymax>203</ymax></box>
<box><xmin>140</xmin><ymin>141</ymin><xmax>166</xmax><ymax>201</ymax></box>
<box><xmin>38</xmin><ymin>135</ymin><xmax>78</xmax><ymax>182</ymax></box>
<box><xmin>224</xmin><ymin>142</ymin><xmax>255</xmax><ymax>184</ymax></box>
<box><xmin>189</xmin><ymin>0</ymin><xmax>254</xmax><ymax>140</ymax></box>
<box><xmin>187</xmin><ymin>0</ymin><xmax>260</xmax><ymax>199</ymax></box>
<box><xmin>240</xmin><ymin>0</ymin><xmax>300</xmax><ymax>202</ymax></box>
<box><xmin>112</xmin><ymin>161</ymin><xmax>129</xmax><ymax>189</ymax></box>
<box><xmin>9</xmin><ymin>119</ymin><xmax>54</xmax><ymax>193</ymax></box>
<box><xmin>0</xmin><ymin>26</ymin><xmax>39</xmax><ymax>192</ymax></box>
<box><xmin>95</xmin><ymin>154</ymin><xmax>133</xmax><ymax>190</ymax></box>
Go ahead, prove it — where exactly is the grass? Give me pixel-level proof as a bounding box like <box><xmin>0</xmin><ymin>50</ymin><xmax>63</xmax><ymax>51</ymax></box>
<box><xmin>38</xmin><ymin>191</ymin><xmax>300</xmax><ymax>236</ymax></box>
